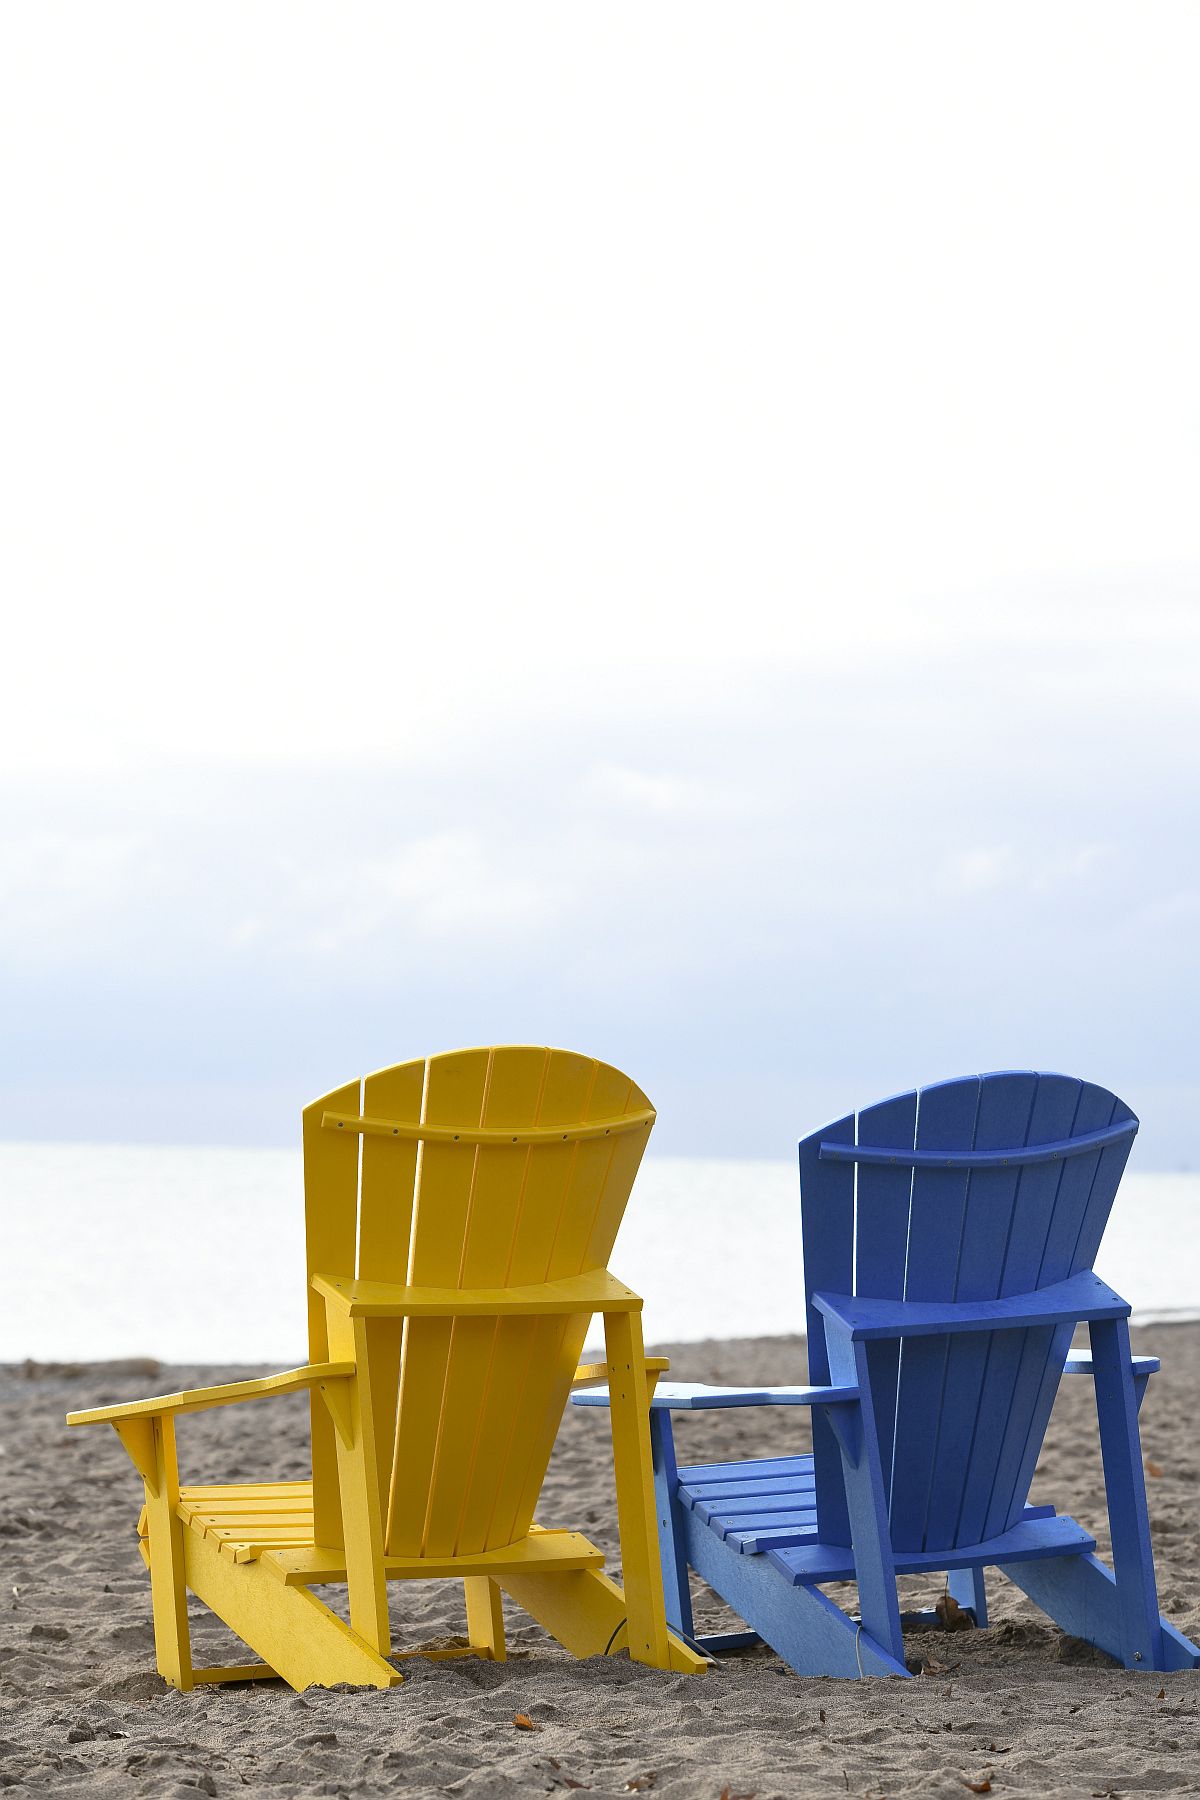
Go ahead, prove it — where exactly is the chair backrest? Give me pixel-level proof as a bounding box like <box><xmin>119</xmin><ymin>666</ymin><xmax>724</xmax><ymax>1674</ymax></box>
<box><xmin>303</xmin><ymin>1046</ymin><xmax>654</xmax><ymax>1558</ymax></box>
<box><xmin>800</xmin><ymin>1071</ymin><xmax>1137</xmax><ymax>1554</ymax></box>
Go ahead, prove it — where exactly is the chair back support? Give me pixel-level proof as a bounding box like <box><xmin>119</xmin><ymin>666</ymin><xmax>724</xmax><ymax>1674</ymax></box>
<box><xmin>303</xmin><ymin>1046</ymin><xmax>654</xmax><ymax>1557</ymax></box>
<box><xmin>800</xmin><ymin>1071</ymin><xmax>1137</xmax><ymax>1553</ymax></box>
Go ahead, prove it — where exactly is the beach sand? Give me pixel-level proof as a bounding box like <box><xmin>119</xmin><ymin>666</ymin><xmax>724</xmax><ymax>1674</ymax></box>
<box><xmin>1</xmin><ymin>1326</ymin><xmax>1197</xmax><ymax>1798</ymax></box>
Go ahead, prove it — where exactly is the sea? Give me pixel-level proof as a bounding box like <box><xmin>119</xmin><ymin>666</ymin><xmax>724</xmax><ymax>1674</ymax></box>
<box><xmin>6</xmin><ymin>1143</ymin><xmax>1198</xmax><ymax>1365</ymax></box>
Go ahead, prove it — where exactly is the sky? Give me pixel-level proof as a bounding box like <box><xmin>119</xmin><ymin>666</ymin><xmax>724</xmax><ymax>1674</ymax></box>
<box><xmin>2</xmin><ymin>4</ymin><xmax>1198</xmax><ymax>1165</ymax></box>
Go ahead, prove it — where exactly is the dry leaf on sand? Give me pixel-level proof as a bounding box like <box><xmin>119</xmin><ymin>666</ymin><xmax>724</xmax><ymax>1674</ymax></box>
<box><xmin>935</xmin><ymin>1593</ymin><xmax>974</xmax><ymax>1632</ymax></box>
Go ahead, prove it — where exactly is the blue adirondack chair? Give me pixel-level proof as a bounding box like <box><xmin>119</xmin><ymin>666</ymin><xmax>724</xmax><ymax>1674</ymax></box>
<box><xmin>574</xmin><ymin>1072</ymin><xmax>1199</xmax><ymax>1677</ymax></box>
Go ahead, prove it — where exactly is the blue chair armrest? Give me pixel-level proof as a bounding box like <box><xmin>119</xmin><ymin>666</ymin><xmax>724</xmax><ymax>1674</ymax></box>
<box><xmin>1064</xmin><ymin>1351</ymin><xmax>1160</xmax><ymax>1379</ymax></box>
<box><xmin>813</xmin><ymin>1270</ymin><xmax>1130</xmax><ymax>1341</ymax></box>
<box><xmin>571</xmin><ymin>1381</ymin><xmax>860</xmax><ymax>1411</ymax></box>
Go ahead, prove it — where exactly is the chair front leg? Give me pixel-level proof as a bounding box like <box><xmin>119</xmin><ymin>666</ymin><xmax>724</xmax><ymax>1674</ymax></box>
<box><xmin>820</xmin><ymin>1330</ymin><xmax>905</xmax><ymax>1672</ymax></box>
<box><xmin>649</xmin><ymin>1410</ymin><xmax>694</xmax><ymax>1640</ymax></box>
<box><xmin>323</xmin><ymin>1309</ymin><xmax>391</xmax><ymax>1656</ymax></box>
<box><xmin>603</xmin><ymin>1308</ymin><xmax>672</xmax><ymax>1669</ymax></box>
<box><xmin>1089</xmin><ymin>1317</ymin><xmax>1165</xmax><ymax>1669</ymax></box>
<box><xmin>127</xmin><ymin>1415</ymin><xmax>193</xmax><ymax>1691</ymax></box>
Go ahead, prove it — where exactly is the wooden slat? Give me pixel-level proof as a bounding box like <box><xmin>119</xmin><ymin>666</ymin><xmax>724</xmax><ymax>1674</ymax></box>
<box><xmin>681</xmin><ymin>1453</ymin><xmax>813</xmax><ymax>1484</ymax></box>
<box><xmin>302</xmin><ymin>1077</ymin><xmax>361</xmax><ymax>1546</ymax></box>
<box><xmin>180</xmin><ymin>1504</ymin><xmax>313</xmax><ymax>1526</ymax></box>
<box><xmin>799</xmin><ymin>1111</ymin><xmax>854</xmax><ymax>1546</ymax></box>
<box><xmin>181</xmin><ymin>1483</ymin><xmax>311</xmax><ymax>1501</ymax></box>
<box><xmin>1072</xmin><ymin>1095</ymin><xmax>1139</xmax><ymax>1272</ymax></box>
<box><xmin>514</xmin><ymin>1052</ymin><xmax>599</xmax><ymax>1283</ymax></box>
<box><xmin>357</xmin><ymin>1060</ymin><xmax>424</xmax><ymax>1282</ymax></box>
<box><xmin>684</xmin><ymin>1475</ymin><xmax>816</xmax><ymax>1506</ymax></box>
<box><xmin>580</xmin><ymin>1057</ymin><xmax>655</xmax><ymax>1276</ymax></box>
<box><xmin>853</xmin><ymin>1088</ymin><xmax>917</xmax><ymax>1516</ymax></box>
<box><xmin>701</xmin><ymin>1495</ymin><xmax>818</xmax><ymax>1531</ymax></box>
<box><xmin>356</xmin><ymin>1062</ymin><xmax>423</xmax><ymax>1517</ymax></box>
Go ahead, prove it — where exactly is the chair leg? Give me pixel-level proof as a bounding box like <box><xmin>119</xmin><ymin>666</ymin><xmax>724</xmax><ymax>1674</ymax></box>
<box><xmin>649</xmin><ymin>1411</ymin><xmax>694</xmax><ymax>1640</ymax></box>
<box><xmin>603</xmin><ymin>1309</ymin><xmax>672</xmax><ymax>1669</ymax></box>
<box><xmin>1087</xmin><ymin>1317</ymin><xmax>1165</xmax><ymax>1669</ymax></box>
<box><xmin>820</xmin><ymin>1337</ymin><xmax>905</xmax><ymax>1673</ymax></box>
<box><xmin>138</xmin><ymin>1417</ymin><xmax>194</xmax><ymax>1692</ymax></box>
<box><xmin>464</xmin><ymin>1578</ymin><xmax>506</xmax><ymax>1661</ymax></box>
<box><xmin>324</xmin><ymin>1311</ymin><xmax>391</xmax><ymax>1657</ymax></box>
<box><xmin>947</xmin><ymin>1566</ymin><xmax>989</xmax><ymax>1628</ymax></box>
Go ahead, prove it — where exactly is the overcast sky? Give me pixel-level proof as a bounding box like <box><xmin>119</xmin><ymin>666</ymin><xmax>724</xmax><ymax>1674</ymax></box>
<box><xmin>2</xmin><ymin>4</ymin><xmax>1198</xmax><ymax>1164</ymax></box>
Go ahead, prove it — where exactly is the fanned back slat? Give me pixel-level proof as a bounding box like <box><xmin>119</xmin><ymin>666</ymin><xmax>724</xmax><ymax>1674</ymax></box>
<box><xmin>853</xmin><ymin>1089</ymin><xmax>919</xmax><ymax>1522</ymax></box>
<box><xmin>302</xmin><ymin>1078</ymin><xmax>361</xmax><ymax>1544</ymax></box>
<box><xmin>800</xmin><ymin>1071</ymin><xmax>1138</xmax><ymax>1557</ymax></box>
<box><xmin>355</xmin><ymin>1059</ymin><xmax>425</xmax><ymax>1517</ymax></box>
<box><xmin>799</xmin><ymin>1112</ymin><xmax>854</xmax><ymax>1546</ymax></box>
<box><xmin>358</xmin><ymin>1059</ymin><xmax>424</xmax><ymax>1281</ymax></box>
<box><xmin>298</xmin><ymin>1047</ymin><xmax>652</xmax><ymax>1564</ymax></box>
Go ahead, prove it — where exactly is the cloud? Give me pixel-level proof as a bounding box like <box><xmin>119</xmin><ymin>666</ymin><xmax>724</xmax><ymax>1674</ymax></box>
<box><xmin>582</xmin><ymin>764</ymin><xmax>761</xmax><ymax>820</ymax></box>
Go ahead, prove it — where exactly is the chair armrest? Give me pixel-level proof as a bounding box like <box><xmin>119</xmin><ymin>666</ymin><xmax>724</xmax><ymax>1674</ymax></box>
<box><xmin>572</xmin><ymin>1381</ymin><xmax>860</xmax><ymax>1411</ymax></box>
<box><xmin>314</xmin><ymin>1268</ymin><xmax>641</xmax><ymax>1319</ymax></box>
<box><xmin>65</xmin><ymin>1361</ymin><xmax>355</xmax><ymax>1428</ymax></box>
<box><xmin>1064</xmin><ymin>1351</ymin><xmax>1160</xmax><ymax>1379</ymax></box>
<box><xmin>813</xmin><ymin>1270</ymin><xmax>1129</xmax><ymax>1342</ymax></box>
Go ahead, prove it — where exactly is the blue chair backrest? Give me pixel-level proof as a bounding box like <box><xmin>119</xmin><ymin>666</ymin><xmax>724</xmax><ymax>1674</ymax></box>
<box><xmin>799</xmin><ymin>1072</ymin><xmax>1138</xmax><ymax>1553</ymax></box>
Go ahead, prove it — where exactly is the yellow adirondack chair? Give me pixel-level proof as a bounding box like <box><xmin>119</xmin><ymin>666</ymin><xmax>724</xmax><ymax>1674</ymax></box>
<box><xmin>67</xmin><ymin>1046</ymin><xmax>706</xmax><ymax>1690</ymax></box>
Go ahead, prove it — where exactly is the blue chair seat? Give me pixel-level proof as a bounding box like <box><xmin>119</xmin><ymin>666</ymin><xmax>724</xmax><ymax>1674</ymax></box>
<box><xmin>676</xmin><ymin>1454</ymin><xmax>818</xmax><ymax>1554</ymax></box>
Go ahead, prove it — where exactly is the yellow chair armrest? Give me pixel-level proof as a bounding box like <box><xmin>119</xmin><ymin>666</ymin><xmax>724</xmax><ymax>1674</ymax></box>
<box><xmin>65</xmin><ymin>1361</ymin><xmax>355</xmax><ymax>1428</ymax></box>
<box><xmin>313</xmin><ymin>1269</ymin><xmax>642</xmax><ymax>1319</ymax></box>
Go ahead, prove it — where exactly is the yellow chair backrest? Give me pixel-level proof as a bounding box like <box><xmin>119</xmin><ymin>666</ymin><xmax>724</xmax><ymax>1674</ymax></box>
<box><xmin>302</xmin><ymin>1046</ymin><xmax>654</xmax><ymax>1558</ymax></box>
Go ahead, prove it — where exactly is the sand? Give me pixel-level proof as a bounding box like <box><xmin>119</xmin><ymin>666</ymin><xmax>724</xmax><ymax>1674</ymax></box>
<box><xmin>2</xmin><ymin>1326</ymin><xmax>1198</xmax><ymax>1798</ymax></box>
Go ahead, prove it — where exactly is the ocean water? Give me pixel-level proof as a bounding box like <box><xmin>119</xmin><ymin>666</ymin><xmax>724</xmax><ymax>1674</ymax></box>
<box><xmin>6</xmin><ymin>1142</ymin><xmax>1198</xmax><ymax>1365</ymax></box>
